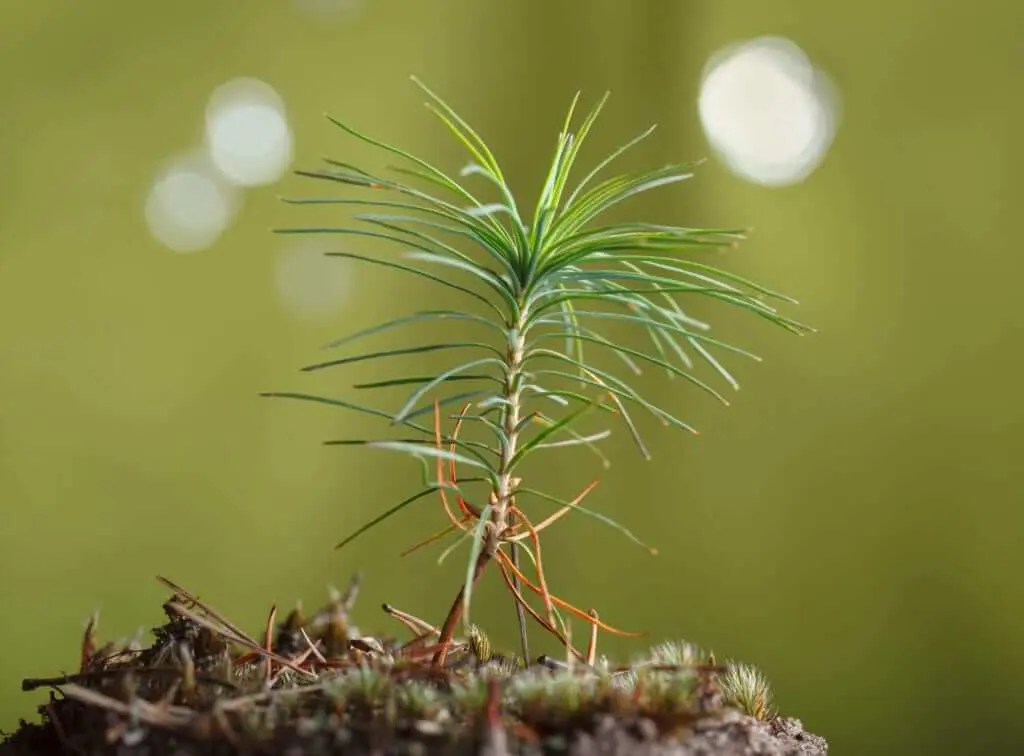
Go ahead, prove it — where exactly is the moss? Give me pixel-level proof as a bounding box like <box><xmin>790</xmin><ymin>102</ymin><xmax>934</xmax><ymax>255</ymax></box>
<box><xmin>0</xmin><ymin>574</ymin><xmax>826</xmax><ymax>755</ymax></box>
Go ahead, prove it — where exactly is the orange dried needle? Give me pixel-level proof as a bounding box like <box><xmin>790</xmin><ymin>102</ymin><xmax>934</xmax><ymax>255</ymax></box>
<box><xmin>495</xmin><ymin>558</ymin><xmax>585</xmax><ymax>662</ymax></box>
<box><xmin>449</xmin><ymin>402</ymin><xmax>481</xmax><ymax>518</ymax></box>
<box><xmin>432</xmin><ymin>400</ymin><xmax>470</xmax><ymax>531</ymax></box>
<box><xmin>509</xmin><ymin>507</ymin><xmax>555</xmax><ymax>629</ymax></box>
<box><xmin>506</xmin><ymin>477</ymin><xmax>601</xmax><ymax>543</ymax></box>
<box><xmin>496</xmin><ymin>551</ymin><xmax>642</xmax><ymax>638</ymax></box>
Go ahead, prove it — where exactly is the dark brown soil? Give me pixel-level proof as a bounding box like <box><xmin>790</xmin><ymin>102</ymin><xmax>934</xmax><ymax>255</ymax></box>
<box><xmin>0</xmin><ymin>576</ymin><xmax>826</xmax><ymax>756</ymax></box>
<box><xmin>0</xmin><ymin>704</ymin><xmax>826</xmax><ymax>755</ymax></box>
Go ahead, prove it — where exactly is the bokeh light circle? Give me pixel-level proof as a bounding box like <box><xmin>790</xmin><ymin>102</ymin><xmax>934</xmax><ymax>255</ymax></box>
<box><xmin>204</xmin><ymin>77</ymin><xmax>294</xmax><ymax>188</ymax></box>
<box><xmin>275</xmin><ymin>239</ymin><xmax>352</xmax><ymax>320</ymax></box>
<box><xmin>698</xmin><ymin>36</ymin><xmax>840</xmax><ymax>187</ymax></box>
<box><xmin>144</xmin><ymin>151</ymin><xmax>239</xmax><ymax>253</ymax></box>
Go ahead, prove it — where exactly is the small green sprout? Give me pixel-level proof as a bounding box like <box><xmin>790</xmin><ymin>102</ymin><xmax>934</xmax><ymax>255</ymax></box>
<box><xmin>647</xmin><ymin>639</ymin><xmax>706</xmax><ymax>667</ymax></box>
<box><xmin>265</xmin><ymin>77</ymin><xmax>809</xmax><ymax>668</ymax></box>
<box><xmin>467</xmin><ymin>623</ymin><xmax>493</xmax><ymax>662</ymax></box>
<box><xmin>721</xmin><ymin>662</ymin><xmax>775</xmax><ymax>721</ymax></box>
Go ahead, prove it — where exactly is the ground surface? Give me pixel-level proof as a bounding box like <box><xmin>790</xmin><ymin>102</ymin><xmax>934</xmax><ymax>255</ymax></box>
<box><xmin>1</xmin><ymin>708</ymin><xmax>826</xmax><ymax>755</ymax></box>
<box><xmin>0</xmin><ymin>576</ymin><xmax>827</xmax><ymax>755</ymax></box>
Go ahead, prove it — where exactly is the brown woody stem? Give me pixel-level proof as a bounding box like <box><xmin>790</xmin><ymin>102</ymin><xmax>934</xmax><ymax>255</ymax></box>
<box><xmin>431</xmin><ymin>549</ymin><xmax>491</xmax><ymax>668</ymax></box>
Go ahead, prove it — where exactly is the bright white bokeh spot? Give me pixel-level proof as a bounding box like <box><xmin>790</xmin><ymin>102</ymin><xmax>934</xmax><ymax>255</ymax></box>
<box><xmin>698</xmin><ymin>36</ymin><xmax>840</xmax><ymax>187</ymax></box>
<box><xmin>275</xmin><ymin>239</ymin><xmax>352</xmax><ymax>319</ymax></box>
<box><xmin>204</xmin><ymin>78</ymin><xmax>293</xmax><ymax>187</ymax></box>
<box><xmin>144</xmin><ymin>151</ymin><xmax>239</xmax><ymax>253</ymax></box>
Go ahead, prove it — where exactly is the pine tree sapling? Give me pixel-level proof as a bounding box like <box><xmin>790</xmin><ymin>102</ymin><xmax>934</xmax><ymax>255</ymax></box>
<box><xmin>262</xmin><ymin>77</ymin><xmax>811</xmax><ymax>668</ymax></box>
<box><xmin>0</xmin><ymin>79</ymin><xmax>828</xmax><ymax>756</ymax></box>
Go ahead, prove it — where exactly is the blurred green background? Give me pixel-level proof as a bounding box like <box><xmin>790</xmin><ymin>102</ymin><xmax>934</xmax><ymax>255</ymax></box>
<box><xmin>1</xmin><ymin>1</ymin><xmax>1021</xmax><ymax>754</ymax></box>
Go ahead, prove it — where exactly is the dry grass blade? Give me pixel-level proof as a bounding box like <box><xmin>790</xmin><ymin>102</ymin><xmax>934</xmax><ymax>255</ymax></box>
<box><xmin>586</xmin><ymin>609</ymin><xmax>600</xmax><ymax>666</ymax></box>
<box><xmin>156</xmin><ymin>576</ymin><xmax>256</xmax><ymax>647</ymax></box>
<box><xmin>299</xmin><ymin>628</ymin><xmax>328</xmax><ymax>663</ymax></box>
<box><xmin>59</xmin><ymin>683</ymin><xmax>195</xmax><ymax>729</ymax></box>
<box><xmin>383</xmin><ymin>603</ymin><xmax>441</xmax><ymax>637</ymax></box>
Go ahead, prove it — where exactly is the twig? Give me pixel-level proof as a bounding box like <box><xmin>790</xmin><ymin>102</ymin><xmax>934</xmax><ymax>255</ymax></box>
<box><xmin>22</xmin><ymin>667</ymin><xmax>237</xmax><ymax>693</ymax></box>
